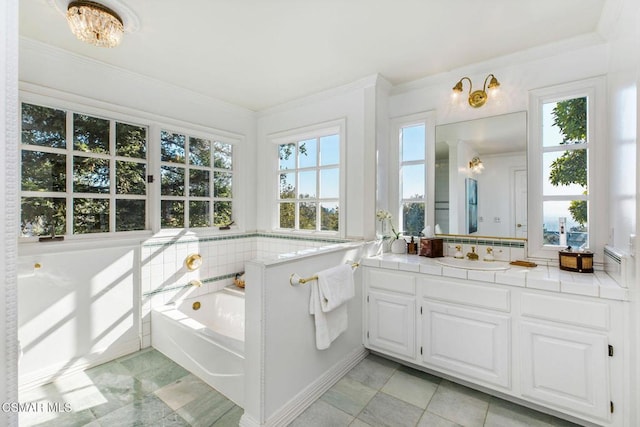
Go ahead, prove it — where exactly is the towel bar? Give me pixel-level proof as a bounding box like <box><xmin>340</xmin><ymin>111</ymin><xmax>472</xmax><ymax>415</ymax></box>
<box><xmin>289</xmin><ymin>262</ymin><xmax>360</xmax><ymax>286</ymax></box>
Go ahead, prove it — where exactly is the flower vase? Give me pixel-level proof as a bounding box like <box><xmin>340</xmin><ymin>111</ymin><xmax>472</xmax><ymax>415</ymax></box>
<box><xmin>377</xmin><ymin>218</ymin><xmax>391</xmax><ymax>240</ymax></box>
<box><xmin>391</xmin><ymin>238</ymin><xmax>406</xmax><ymax>254</ymax></box>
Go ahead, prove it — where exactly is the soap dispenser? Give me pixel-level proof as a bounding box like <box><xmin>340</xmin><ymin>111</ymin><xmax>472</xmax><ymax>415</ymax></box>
<box><xmin>453</xmin><ymin>245</ymin><xmax>464</xmax><ymax>259</ymax></box>
<box><xmin>484</xmin><ymin>247</ymin><xmax>495</xmax><ymax>262</ymax></box>
<box><xmin>407</xmin><ymin>236</ymin><xmax>418</xmax><ymax>254</ymax></box>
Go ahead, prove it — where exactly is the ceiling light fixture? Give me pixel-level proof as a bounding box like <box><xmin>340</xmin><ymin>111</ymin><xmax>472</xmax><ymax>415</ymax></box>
<box><xmin>66</xmin><ymin>1</ymin><xmax>124</xmax><ymax>48</ymax></box>
<box><xmin>452</xmin><ymin>74</ymin><xmax>500</xmax><ymax>108</ymax></box>
<box><xmin>469</xmin><ymin>156</ymin><xmax>484</xmax><ymax>173</ymax></box>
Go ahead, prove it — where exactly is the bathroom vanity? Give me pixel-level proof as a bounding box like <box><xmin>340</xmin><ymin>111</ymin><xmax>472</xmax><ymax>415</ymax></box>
<box><xmin>361</xmin><ymin>254</ymin><xmax>629</xmax><ymax>427</ymax></box>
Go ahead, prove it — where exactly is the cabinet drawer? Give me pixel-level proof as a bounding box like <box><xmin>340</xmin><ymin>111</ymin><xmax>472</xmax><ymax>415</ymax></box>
<box><xmin>367</xmin><ymin>269</ymin><xmax>416</xmax><ymax>295</ymax></box>
<box><xmin>420</xmin><ymin>277</ymin><xmax>510</xmax><ymax>312</ymax></box>
<box><xmin>521</xmin><ymin>293</ymin><xmax>610</xmax><ymax>331</ymax></box>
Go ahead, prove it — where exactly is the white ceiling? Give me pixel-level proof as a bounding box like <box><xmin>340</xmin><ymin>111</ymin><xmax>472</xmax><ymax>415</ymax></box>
<box><xmin>20</xmin><ymin>0</ymin><xmax>609</xmax><ymax>111</ymax></box>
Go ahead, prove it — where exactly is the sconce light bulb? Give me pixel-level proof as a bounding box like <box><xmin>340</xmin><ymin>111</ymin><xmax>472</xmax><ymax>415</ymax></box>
<box><xmin>487</xmin><ymin>75</ymin><xmax>500</xmax><ymax>89</ymax></box>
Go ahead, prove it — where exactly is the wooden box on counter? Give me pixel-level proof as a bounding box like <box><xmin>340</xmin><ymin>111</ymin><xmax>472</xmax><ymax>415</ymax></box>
<box><xmin>419</xmin><ymin>238</ymin><xmax>443</xmax><ymax>258</ymax></box>
<box><xmin>558</xmin><ymin>250</ymin><xmax>594</xmax><ymax>273</ymax></box>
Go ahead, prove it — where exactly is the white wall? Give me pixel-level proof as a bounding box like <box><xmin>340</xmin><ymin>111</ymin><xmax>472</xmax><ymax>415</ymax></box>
<box><xmin>18</xmin><ymin>245</ymin><xmax>140</xmax><ymax>388</ymax></box>
<box><xmin>255</xmin><ymin>75</ymin><xmax>386</xmax><ymax>240</ymax></box>
<box><xmin>476</xmin><ymin>152</ymin><xmax>527</xmax><ymax>237</ymax></box>
<box><xmin>601</xmin><ymin>0</ymin><xmax>640</xmax><ymax>424</ymax></box>
<box><xmin>243</xmin><ymin>243</ymin><xmax>369</xmax><ymax>426</ymax></box>
<box><xmin>1</xmin><ymin>1</ymin><xmax>19</xmax><ymax>425</ymax></box>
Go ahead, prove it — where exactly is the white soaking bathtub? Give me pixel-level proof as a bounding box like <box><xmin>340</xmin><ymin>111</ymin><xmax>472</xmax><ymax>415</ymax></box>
<box><xmin>151</xmin><ymin>287</ymin><xmax>245</xmax><ymax>406</ymax></box>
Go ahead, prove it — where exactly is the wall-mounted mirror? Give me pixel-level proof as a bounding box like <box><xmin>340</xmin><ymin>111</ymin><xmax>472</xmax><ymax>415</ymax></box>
<box><xmin>435</xmin><ymin>111</ymin><xmax>527</xmax><ymax>238</ymax></box>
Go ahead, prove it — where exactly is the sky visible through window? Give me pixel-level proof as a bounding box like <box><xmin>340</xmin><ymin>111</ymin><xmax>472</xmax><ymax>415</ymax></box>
<box><xmin>402</xmin><ymin>125</ymin><xmax>426</xmax><ymax>199</ymax></box>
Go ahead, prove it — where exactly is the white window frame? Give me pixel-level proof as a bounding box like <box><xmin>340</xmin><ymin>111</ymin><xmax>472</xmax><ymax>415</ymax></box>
<box><xmin>18</xmin><ymin>87</ymin><xmax>243</xmax><ymax>244</ymax></box>
<box><xmin>270</xmin><ymin>119</ymin><xmax>346</xmax><ymax>237</ymax></box>
<box><xmin>159</xmin><ymin>127</ymin><xmax>236</xmax><ymax>230</ymax></box>
<box><xmin>528</xmin><ymin>77</ymin><xmax>607</xmax><ymax>260</ymax></box>
<box><xmin>19</xmin><ymin>98</ymin><xmax>150</xmax><ymax>240</ymax></box>
<box><xmin>389</xmin><ymin>112</ymin><xmax>436</xmax><ymax>235</ymax></box>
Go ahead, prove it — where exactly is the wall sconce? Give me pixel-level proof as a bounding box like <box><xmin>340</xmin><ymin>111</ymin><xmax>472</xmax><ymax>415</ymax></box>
<box><xmin>469</xmin><ymin>156</ymin><xmax>484</xmax><ymax>173</ymax></box>
<box><xmin>452</xmin><ymin>74</ymin><xmax>500</xmax><ymax>108</ymax></box>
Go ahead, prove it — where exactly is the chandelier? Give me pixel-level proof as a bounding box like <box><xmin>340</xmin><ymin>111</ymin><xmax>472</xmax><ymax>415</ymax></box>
<box><xmin>66</xmin><ymin>1</ymin><xmax>124</xmax><ymax>48</ymax></box>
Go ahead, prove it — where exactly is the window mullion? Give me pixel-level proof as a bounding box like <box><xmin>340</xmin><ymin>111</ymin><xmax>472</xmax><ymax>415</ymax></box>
<box><xmin>109</xmin><ymin>120</ymin><xmax>116</xmax><ymax>233</ymax></box>
<box><xmin>66</xmin><ymin>110</ymin><xmax>74</xmax><ymax>235</ymax></box>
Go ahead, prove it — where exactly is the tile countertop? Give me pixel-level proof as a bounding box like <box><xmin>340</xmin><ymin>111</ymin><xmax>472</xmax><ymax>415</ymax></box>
<box><xmin>361</xmin><ymin>254</ymin><xmax>629</xmax><ymax>301</ymax></box>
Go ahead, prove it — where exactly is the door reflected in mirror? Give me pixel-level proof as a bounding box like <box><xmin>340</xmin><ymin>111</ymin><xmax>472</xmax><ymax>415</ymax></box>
<box><xmin>435</xmin><ymin>112</ymin><xmax>527</xmax><ymax>239</ymax></box>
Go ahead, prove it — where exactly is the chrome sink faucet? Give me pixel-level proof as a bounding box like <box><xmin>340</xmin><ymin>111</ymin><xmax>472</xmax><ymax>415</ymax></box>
<box><xmin>466</xmin><ymin>246</ymin><xmax>479</xmax><ymax>260</ymax></box>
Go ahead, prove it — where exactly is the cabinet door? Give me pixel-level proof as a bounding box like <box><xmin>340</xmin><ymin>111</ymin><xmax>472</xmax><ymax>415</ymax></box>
<box><xmin>422</xmin><ymin>301</ymin><xmax>511</xmax><ymax>388</ymax></box>
<box><xmin>367</xmin><ymin>290</ymin><xmax>416</xmax><ymax>359</ymax></box>
<box><xmin>520</xmin><ymin>322</ymin><xmax>610</xmax><ymax>421</ymax></box>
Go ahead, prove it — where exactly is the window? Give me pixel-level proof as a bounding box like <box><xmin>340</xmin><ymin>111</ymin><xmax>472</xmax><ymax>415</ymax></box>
<box><xmin>160</xmin><ymin>130</ymin><xmax>233</xmax><ymax>228</ymax></box>
<box><xmin>20</xmin><ymin>102</ymin><xmax>148</xmax><ymax>237</ymax></box>
<box><xmin>541</xmin><ymin>97</ymin><xmax>589</xmax><ymax>247</ymax></box>
<box><xmin>399</xmin><ymin>123</ymin><xmax>427</xmax><ymax>236</ymax></box>
<box><xmin>529</xmin><ymin>77</ymin><xmax>605</xmax><ymax>258</ymax></box>
<box><xmin>276</xmin><ymin>128</ymin><xmax>341</xmax><ymax>233</ymax></box>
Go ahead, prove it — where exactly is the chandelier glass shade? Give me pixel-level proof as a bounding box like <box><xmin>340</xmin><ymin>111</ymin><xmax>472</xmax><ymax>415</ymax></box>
<box><xmin>66</xmin><ymin>1</ymin><xmax>124</xmax><ymax>48</ymax></box>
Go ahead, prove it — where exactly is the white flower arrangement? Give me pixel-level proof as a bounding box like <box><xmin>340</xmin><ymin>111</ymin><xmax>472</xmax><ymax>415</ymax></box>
<box><xmin>376</xmin><ymin>209</ymin><xmax>401</xmax><ymax>239</ymax></box>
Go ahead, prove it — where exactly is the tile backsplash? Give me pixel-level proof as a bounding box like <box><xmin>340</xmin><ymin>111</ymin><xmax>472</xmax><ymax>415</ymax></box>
<box><xmin>140</xmin><ymin>232</ymin><xmax>349</xmax><ymax>347</ymax></box>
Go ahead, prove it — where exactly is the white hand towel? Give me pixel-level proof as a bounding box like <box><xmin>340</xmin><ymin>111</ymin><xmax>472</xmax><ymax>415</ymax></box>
<box><xmin>317</xmin><ymin>264</ymin><xmax>355</xmax><ymax>313</ymax></box>
<box><xmin>309</xmin><ymin>280</ymin><xmax>347</xmax><ymax>350</ymax></box>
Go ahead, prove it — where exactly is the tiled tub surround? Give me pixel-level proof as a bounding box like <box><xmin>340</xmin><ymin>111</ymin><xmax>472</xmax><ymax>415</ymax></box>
<box><xmin>362</xmin><ymin>253</ymin><xmax>630</xmax><ymax>427</ymax></box>
<box><xmin>140</xmin><ymin>232</ymin><xmax>349</xmax><ymax>348</ymax></box>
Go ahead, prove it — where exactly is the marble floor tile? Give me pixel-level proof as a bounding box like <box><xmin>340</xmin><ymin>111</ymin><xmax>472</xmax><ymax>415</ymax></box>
<box><xmin>18</xmin><ymin>348</ymin><xmax>589</xmax><ymax>427</ymax></box>
<box><xmin>154</xmin><ymin>373</ymin><xmax>215</xmax><ymax>411</ymax></box>
<box><xmin>344</xmin><ymin>354</ymin><xmax>399</xmax><ymax>390</ymax></box>
<box><xmin>176</xmin><ymin>388</ymin><xmax>235</xmax><ymax>427</ymax></box>
<box><xmin>288</xmin><ymin>399</ymin><xmax>354</xmax><ymax>427</ymax></box>
<box><xmin>358</xmin><ymin>392</ymin><xmax>424</xmax><ymax>427</ymax></box>
<box><xmin>135</xmin><ymin>362</ymin><xmax>190</xmax><ymax>395</ymax></box>
<box><xmin>118</xmin><ymin>348</ymin><xmax>174</xmax><ymax>376</ymax></box>
<box><xmin>381</xmin><ymin>366</ymin><xmax>439</xmax><ymax>409</ymax></box>
<box><xmin>156</xmin><ymin>412</ymin><xmax>191</xmax><ymax>427</ymax></box>
<box><xmin>417</xmin><ymin>411</ymin><xmax>463</xmax><ymax>427</ymax></box>
<box><xmin>349</xmin><ymin>419</ymin><xmax>373</xmax><ymax>427</ymax></box>
<box><xmin>95</xmin><ymin>393</ymin><xmax>173</xmax><ymax>426</ymax></box>
<box><xmin>426</xmin><ymin>380</ymin><xmax>490</xmax><ymax>427</ymax></box>
<box><xmin>320</xmin><ymin>376</ymin><xmax>377</xmax><ymax>416</ymax></box>
<box><xmin>485</xmin><ymin>398</ymin><xmax>555</xmax><ymax>427</ymax></box>
<box><xmin>212</xmin><ymin>405</ymin><xmax>244</xmax><ymax>426</ymax></box>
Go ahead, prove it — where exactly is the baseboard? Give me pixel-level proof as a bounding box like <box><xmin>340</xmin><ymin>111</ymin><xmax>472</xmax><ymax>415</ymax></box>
<box><xmin>239</xmin><ymin>346</ymin><xmax>368</xmax><ymax>427</ymax></box>
<box><xmin>18</xmin><ymin>340</ymin><xmax>140</xmax><ymax>391</ymax></box>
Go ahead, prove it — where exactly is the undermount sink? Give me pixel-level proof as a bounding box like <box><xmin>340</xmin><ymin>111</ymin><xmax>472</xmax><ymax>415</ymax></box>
<box><xmin>436</xmin><ymin>257</ymin><xmax>510</xmax><ymax>271</ymax></box>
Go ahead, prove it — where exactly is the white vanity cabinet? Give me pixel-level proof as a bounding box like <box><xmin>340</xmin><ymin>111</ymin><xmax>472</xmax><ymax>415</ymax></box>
<box><xmin>518</xmin><ymin>293</ymin><xmax>615</xmax><ymax>422</ymax></box>
<box><xmin>362</xmin><ymin>264</ymin><xmax>627</xmax><ymax>427</ymax></box>
<box><xmin>364</xmin><ymin>268</ymin><xmax>416</xmax><ymax>361</ymax></box>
